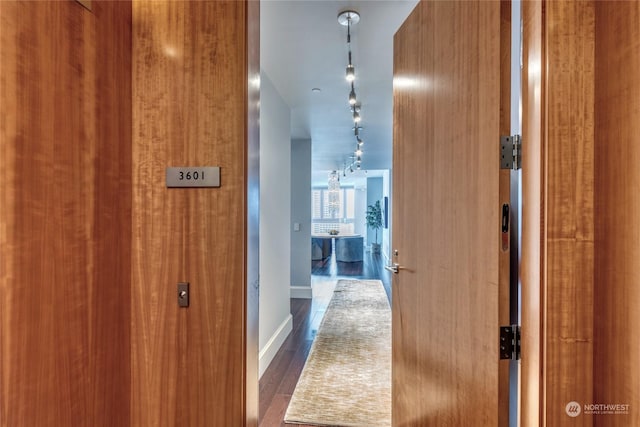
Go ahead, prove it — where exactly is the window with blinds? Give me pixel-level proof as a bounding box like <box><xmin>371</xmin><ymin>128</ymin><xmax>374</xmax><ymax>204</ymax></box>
<box><xmin>311</xmin><ymin>187</ymin><xmax>355</xmax><ymax>234</ymax></box>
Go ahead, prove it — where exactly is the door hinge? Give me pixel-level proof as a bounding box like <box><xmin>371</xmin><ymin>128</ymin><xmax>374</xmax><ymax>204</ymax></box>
<box><xmin>500</xmin><ymin>135</ymin><xmax>522</xmax><ymax>170</ymax></box>
<box><xmin>499</xmin><ymin>325</ymin><xmax>521</xmax><ymax>360</ymax></box>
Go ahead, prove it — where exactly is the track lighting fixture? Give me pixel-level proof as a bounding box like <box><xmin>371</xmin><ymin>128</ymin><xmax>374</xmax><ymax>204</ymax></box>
<box><xmin>339</xmin><ymin>10</ymin><xmax>364</xmax><ymax>169</ymax></box>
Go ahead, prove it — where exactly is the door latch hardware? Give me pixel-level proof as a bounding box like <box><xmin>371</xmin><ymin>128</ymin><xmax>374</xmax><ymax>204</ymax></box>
<box><xmin>500</xmin><ymin>135</ymin><xmax>522</xmax><ymax>170</ymax></box>
<box><xmin>502</xmin><ymin>204</ymin><xmax>510</xmax><ymax>233</ymax></box>
<box><xmin>499</xmin><ymin>324</ymin><xmax>521</xmax><ymax>360</ymax></box>
<box><xmin>501</xmin><ymin>204</ymin><xmax>510</xmax><ymax>252</ymax></box>
<box><xmin>178</xmin><ymin>282</ymin><xmax>190</xmax><ymax>308</ymax></box>
<box><xmin>385</xmin><ymin>263</ymin><xmax>400</xmax><ymax>274</ymax></box>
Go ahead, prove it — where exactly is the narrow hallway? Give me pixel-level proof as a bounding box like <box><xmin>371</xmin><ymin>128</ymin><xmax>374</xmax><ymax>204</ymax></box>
<box><xmin>259</xmin><ymin>251</ymin><xmax>391</xmax><ymax>426</ymax></box>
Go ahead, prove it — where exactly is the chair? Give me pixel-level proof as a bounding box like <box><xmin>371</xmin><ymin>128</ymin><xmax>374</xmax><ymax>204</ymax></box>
<box><xmin>312</xmin><ymin>237</ymin><xmax>332</xmax><ymax>260</ymax></box>
<box><xmin>334</xmin><ymin>236</ymin><xmax>363</xmax><ymax>262</ymax></box>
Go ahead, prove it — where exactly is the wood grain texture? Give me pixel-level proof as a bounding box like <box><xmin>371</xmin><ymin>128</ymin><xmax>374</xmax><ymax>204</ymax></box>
<box><xmin>0</xmin><ymin>1</ymin><xmax>132</xmax><ymax>426</ymax></box>
<box><xmin>520</xmin><ymin>1</ymin><xmax>544</xmax><ymax>425</ymax></box>
<box><xmin>131</xmin><ymin>1</ymin><xmax>248</xmax><ymax>426</ymax></box>
<box><xmin>594</xmin><ymin>2</ymin><xmax>640</xmax><ymax>425</ymax></box>
<box><xmin>498</xmin><ymin>2</ymin><xmax>511</xmax><ymax>425</ymax></box>
<box><xmin>522</xmin><ymin>1</ymin><xmax>596</xmax><ymax>425</ymax></box>
<box><xmin>544</xmin><ymin>2</ymin><xmax>595</xmax><ymax>425</ymax></box>
<box><xmin>393</xmin><ymin>1</ymin><xmax>502</xmax><ymax>425</ymax></box>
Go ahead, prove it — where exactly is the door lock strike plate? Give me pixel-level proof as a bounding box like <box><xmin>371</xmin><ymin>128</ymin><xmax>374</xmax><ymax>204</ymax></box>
<box><xmin>178</xmin><ymin>282</ymin><xmax>189</xmax><ymax>308</ymax></box>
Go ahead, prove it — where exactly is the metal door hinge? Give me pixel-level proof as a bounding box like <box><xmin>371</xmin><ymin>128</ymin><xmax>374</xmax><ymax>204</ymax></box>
<box><xmin>500</xmin><ymin>135</ymin><xmax>522</xmax><ymax>170</ymax></box>
<box><xmin>499</xmin><ymin>325</ymin><xmax>521</xmax><ymax>360</ymax></box>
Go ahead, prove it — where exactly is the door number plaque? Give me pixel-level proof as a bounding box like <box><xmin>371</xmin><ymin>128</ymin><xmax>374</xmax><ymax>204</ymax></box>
<box><xmin>166</xmin><ymin>167</ymin><xmax>220</xmax><ymax>188</ymax></box>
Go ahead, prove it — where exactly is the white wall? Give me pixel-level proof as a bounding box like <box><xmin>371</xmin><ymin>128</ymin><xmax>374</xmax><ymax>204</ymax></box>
<box><xmin>259</xmin><ymin>71</ymin><xmax>293</xmax><ymax>378</ymax></box>
<box><xmin>290</xmin><ymin>138</ymin><xmax>312</xmax><ymax>295</ymax></box>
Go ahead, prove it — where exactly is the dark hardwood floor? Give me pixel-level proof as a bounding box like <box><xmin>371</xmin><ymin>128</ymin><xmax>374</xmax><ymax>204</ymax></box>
<box><xmin>258</xmin><ymin>249</ymin><xmax>391</xmax><ymax>427</ymax></box>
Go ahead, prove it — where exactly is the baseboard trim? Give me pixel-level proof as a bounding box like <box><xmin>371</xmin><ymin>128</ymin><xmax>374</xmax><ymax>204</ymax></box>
<box><xmin>259</xmin><ymin>314</ymin><xmax>293</xmax><ymax>379</ymax></box>
<box><xmin>290</xmin><ymin>285</ymin><xmax>313</xmax><ymax>299</ymax></box>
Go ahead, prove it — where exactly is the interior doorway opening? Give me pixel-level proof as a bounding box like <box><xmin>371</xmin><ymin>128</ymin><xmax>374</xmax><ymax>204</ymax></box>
<box><xmin>256</xmin><ymin>1</ymin><xmax>417</xmax><ymax>425</ymax></box>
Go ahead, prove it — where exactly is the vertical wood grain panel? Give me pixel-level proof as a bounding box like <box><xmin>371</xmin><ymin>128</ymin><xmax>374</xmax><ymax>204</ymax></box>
<box><xmin>594</xmin><ymin>2</ymin><xmax>640</xmax><ymax>425</ymax></box>
<box><xmin>391</xmin><ymin>3</ymin><xmax>428</xmax><ymax>426</ymax></box>
<box><xmin>545</xmin><ymin>2</ymin><xmax>595</xmax><ymax>425</ymax></box>
<box><xmin>393</xmin><ymin>5</ymin><xmax>429</xmax><ymax>423</ymax></box>
<box><xmin>498</xmin><ymin>3</ymin><xmax>511</xmax><ymax>425</ymax></box>
<box><xmin>520</xmin><ymin>2</ymin><xmax>544</xmax><ymax>425</ymax></box>
<box><xmin>522</xmin><ymin>1</ymin><xmax>596</xmax><ymax>425</ymax></box>
<box><xmin>131</xmin><ymin>1</ymin><xmax>248</xmax><ymax>425</ymax></box>
<box><xmin>0</xmin><ymin>1</ymin><xmax>132</xmax><ymax>426</ymax></box>
<box><xmin>393</xmin><ymin>1</ymin><xmax>502</xmax><ymax>424</ymax></box>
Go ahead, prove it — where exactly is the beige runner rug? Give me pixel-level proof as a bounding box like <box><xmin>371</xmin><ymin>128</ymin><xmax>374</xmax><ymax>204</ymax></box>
<box><xmin>284</xmin><ymin>279</ymin><xmax>391</xmax><ymax>427</ymax></box>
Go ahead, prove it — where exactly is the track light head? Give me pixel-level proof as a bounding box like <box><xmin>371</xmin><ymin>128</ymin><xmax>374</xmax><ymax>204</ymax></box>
<box><xmin>346</xmin><ymin>64</ymin><xmax>355</xmax><ymax>82</ymax></box>
<box><xmin>349</xmin><ymin>87</ymin><xmax>357</xmax><ymax>105</ymax></box>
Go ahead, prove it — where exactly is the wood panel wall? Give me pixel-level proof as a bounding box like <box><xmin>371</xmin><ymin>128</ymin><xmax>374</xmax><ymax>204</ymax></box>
<box><xmin>594</xmin><ymin>2</ymin><xmax>640</xmax><ymax>426</ymax></box>
<box><xmin>544</xmin><ymin>2</ymin><xmax>595</xmax><ymax>425</ymax></box>
<box><xmin>498</xmin><ymin>3</ymin><xmax>511</xmax><ymax>425</ymax></box>
<box><xmin>0</xmin><ymin>1</ymin><xmax>132</xmax><ymax>426</ymax></box>
<box><xmin>520</xmin><ymin>1</ymin><xmax>544</xmax><ymax>425</ymax></box>
<box><xmin>131</xmin><ymin>1</ymin><xmax>249</xmax><ymax>426</ymax></box>
<box><xmin>522</xmin><ymin>1</ymin><xmax>596</xmax><ymax>425</ymax></box>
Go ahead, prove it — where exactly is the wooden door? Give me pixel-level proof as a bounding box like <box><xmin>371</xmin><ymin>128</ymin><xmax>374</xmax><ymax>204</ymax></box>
<box><xmin>0</xmin><ymin>2</ymin><xmax>132</xmax><ymax>426</ymax></box>
<box><xmin>131</xmin><ymin>1</ymin><xmax>255</xmax><ymax>426</ymax></box>
<box><xmin>392</xmin><ymin>1</ymin><xmax>505</xmax><ymax>425</ymax></box>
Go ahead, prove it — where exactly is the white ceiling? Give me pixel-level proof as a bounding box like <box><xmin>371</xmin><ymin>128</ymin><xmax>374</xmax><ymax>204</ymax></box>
<box><xmin>260</xmin><ymin>0</ymin><xmax>419</xmax><ymax>174</ymax></box>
